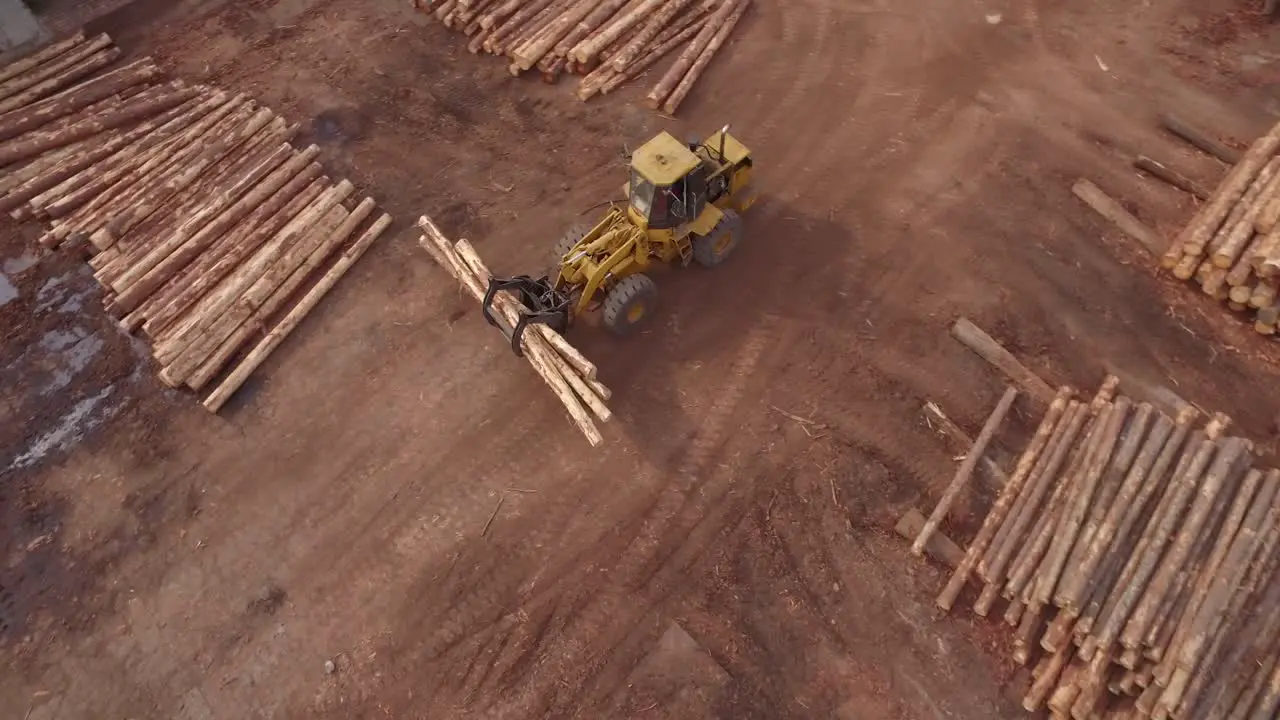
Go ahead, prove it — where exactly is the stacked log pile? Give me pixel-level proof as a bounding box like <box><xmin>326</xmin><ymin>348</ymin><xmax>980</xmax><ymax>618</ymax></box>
<box><xmin>0</xmin><ymin>33</ymin><xmax>391</xmax><ymax>412</ymax></box>
<box><xmin>410</xmin><ymin>0</ymin><xmax>751</xmax><ymax>114</ymax></box>
<box><xmin>931</xmin><ymin>375</ymin><xmax>1280</xmax><ymax>719</ymax></box>
<box><xmin>417</xmin><ymin>215</ymin><xmax>612</xmax><ymax>446</ymax></box>
<box><xmin>1160</xmin><ymin>117</ymin><xmax>1280</xmax><ymax>334</ymax></box>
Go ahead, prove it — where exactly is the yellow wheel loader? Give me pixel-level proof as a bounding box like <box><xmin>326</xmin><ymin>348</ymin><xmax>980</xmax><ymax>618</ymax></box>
<box><xmin>482</xmin><ymin>126</ymin><xmax>757</xmax><ymax>347</ymax></box>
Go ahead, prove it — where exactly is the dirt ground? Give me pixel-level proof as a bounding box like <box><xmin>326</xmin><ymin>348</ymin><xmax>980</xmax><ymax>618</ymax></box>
<box><xmin>2</xmin><ymin>0</ymin><xmax>1279</xmax><ymax>717</ymax></box>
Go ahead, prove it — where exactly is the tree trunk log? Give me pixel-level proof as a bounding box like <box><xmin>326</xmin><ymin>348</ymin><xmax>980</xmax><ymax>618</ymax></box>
<box><xmin>913</xmin><ymin>386</ymin><xmax>1018</xmax><ymax>555</ymax></box>
<box><xmin>894</xmin><ymin>508</ymin><xmax>963</xmax><ymax>568</ymax></box>
<box><xmin>0</xmin><ymin>84</ymin><xmax>199</xmax><ymax>174</ymax></box>
<box><xmin>609</xmin><ymin>0</ymin><xmax>691</xmax><ymax>70</ymax></box>
<box><xmin>127</xmin><ymin>158</ymin><xmax>325</xmax><ymax>332</ymax></box>
<box><xmin>28</xmin><ymin>91</ymin><xmax>220</xmax><ymax>217</ymax></box>
<box><xmin>660</xmin><ymin>0</ymin><xmax>748</xmax><ymax>114</ymax></box>
<box><xmin>0</xmin><ymin>47</ymin><xmax>124</xmax><ymax>118</ymax></box>
<box><xmin>204</xmin><ymin>211</ymin><xmax>392</xmax><ymax>412</ymax></box>
<box><xmin>418</xmin><ymin>215</ymin><xmax>605</xmax><ymax>446</ymax></box>
<box><xmin>1055</xmin><ymin>406</ymin><xmax>1166</xmax><ymax>613</ymax></box>
<box><xmin>153</xmin><ymin>181</ymin><xmax>354</xmax><ymax>370</ymax></box>
<box><xmin>922</xmin><ymin>401</ymin><xmax>1010</xmax><ymax>489</ymax></box>
<box><xmin>99</xmin><ymin>131</ymin><xmax>290</xmax><ymax>288</ymax></box>
<box><xmin>1071</xmin><ymin>178</ymin><xmax>1163</xmax><ymax>257</ymax></box>
<box><xmin>1213</xmin><ymin>158</ymin><xmax>1280</xmax><ymax>268</ymax></box>
<box><xmin>0</xmin><ymin>58</ymin><xmax>163</xmax><ymax>143</ymax></box>
<box><xmin>950</xmin><ymin>317</ymin><xmax>1057</xmax><ymax>404</ymax></box>
<box><xmin>488</xmin><ymin>0</ymin><xmax>560</xmax><ymax>54</ymax></box>
<box><xmin>68</xmin><ymin>98</ymin><xmax>252</xmax><ymax>240</ymax></box>
<box><xmin>1112</xmin><ymin>438</ymin><xmax>1244</xmax><ymax>651</ymax></box>
<box><xmin>597</xmin><ymin>4</ymin><xmax>709</xmax><ymax>96</ymax></box>
<box><xmin>1125</xmin><ymin>439</ymin><xmax>1250</xmax><ymax>660</ymax></box>
<box><xmin>571</xmin><ymin>0</ymin><xmax>664</xmax><ymax>65</ymax></box>
<box><xmin>185</xmin><ymin>201</ymin><xmax>379</xmax><ymax>391</ymax></box>
<box><xmin>644</xmin><ymin>0</ymin><xmax>730</xmax><ymax>108</ymax></box>
<box><xmin>1159</xmin><ymin>113</ymin><xmax>1243</xmax><ymax>165</ymax></box>
<box><xmin>41</xmin><ymin>93</ymin><xmax>237</xmax><ymax>225</ymax></box>
<box><xmin>97</xmin><ymin>108</ymin><xmax>277</xmax><ymax>247</ymax></box>
<box><xmin>139</xmin><ymin>175</ymin><xmax>330</xmax><ymax>337</ymax></box>
<box><xmin>0</xmin><ymin>32</ymin><xmax>87</xmax><ymax>86</ymax></box>
<box><xmin>1180</xmin><ymin>118</ymin><xmax>1280</xmax><ymax>259</ymax></box>
<box><xmin>1133</xmin><ymin>155</ymin><xmax>1211</xmax><ymax>200</ymax></box>
<box><xmin>0</xmin><ymin>33</ymin><xmax>113</xmax><ymax>104</ymax></box>
<box><xmin>934</xmin><ymin>390</ymin><xmax>1074</xmax><ymax>612</ymax></box>
<box><xmin>551</xmin><ymin>0</ymin><xmax>632</xmax><ymax>64</ymax></box>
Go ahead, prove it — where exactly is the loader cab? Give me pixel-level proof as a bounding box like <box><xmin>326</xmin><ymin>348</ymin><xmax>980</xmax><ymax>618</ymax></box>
<box><xmin>627</xmin><ymin>132</ymin><xmax>708</xmax><ymax>231</ymax></box>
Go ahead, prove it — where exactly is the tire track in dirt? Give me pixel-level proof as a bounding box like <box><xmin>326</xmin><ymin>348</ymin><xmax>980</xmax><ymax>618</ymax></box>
<box><xmin>389</xmin><ymin>317</ymin><xmax>788</xmax><ymax>716</ymax></box>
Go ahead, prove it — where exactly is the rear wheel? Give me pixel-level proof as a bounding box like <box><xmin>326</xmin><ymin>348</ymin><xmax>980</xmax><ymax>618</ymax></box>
<box><xmin>602</xmin><ymin>274</ymin><xmax>657</xmax><ymax>337</ymax></box>
<box><xmin>692</xmin><ymin>209</ymin><xmax>743</xmax><ymax>268</ymax></box>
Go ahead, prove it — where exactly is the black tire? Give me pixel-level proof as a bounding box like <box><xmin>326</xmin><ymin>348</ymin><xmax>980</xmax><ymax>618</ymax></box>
<box><xmin>602</xmin><ymin>274</ymin><xmax>657</xmax><ymax>337</ymax></box>
<box><xmin>552</xmin><ymin>223</ymin><xmax>591</xmax><ymax>268</ymax></box>
<box><xmin>692</xmin><ymin>209</ymin><xmax>743</xmax><ymax>268</ymax></box>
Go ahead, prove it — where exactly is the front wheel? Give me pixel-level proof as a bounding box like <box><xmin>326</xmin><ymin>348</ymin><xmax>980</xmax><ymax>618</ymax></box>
<box><xmin>692</xmin><ymin>209</ymin><xmax>743</xmax><ymax>268</ymax></box>
<box><xmin>602</xmin><ymin>274</ymin><xmax>657</xmax><ymax>337</ymax></box>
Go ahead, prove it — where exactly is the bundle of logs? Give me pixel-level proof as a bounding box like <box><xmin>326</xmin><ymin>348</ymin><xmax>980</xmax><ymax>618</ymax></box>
<box><xmin>410</xmin><ymin>0</ymin><xmax>751</xmax><ymax>114</ymax></box>
<box><xmin>1160</xmin><ymin>117</ymin><xmax>1280</xmax><ymax>335</ymax></box>
<box><xmin>416</xmin><ymin>215</ymin><xmax>612</xmax><ymax>446</ymax></box>
<box><xmin>923</xmin><ymin>375</ymin><xmax>1280</xmax><ymax>719</ymax></box>
<box><xmin>0</xmin><ymin>32</ymin><xmax>391</xmax><ymax>412</ymax></box>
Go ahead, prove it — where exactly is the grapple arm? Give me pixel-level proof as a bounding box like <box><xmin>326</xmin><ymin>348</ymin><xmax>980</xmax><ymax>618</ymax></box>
<box><xmin>481</xmin><ymin>275</ymin><xmax>572</xmax><ymax>357</ymax></box>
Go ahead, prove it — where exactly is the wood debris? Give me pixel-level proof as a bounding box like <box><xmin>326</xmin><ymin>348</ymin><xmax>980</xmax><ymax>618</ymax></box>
<box><xmin>0</xmin><ymin>32</ymin><xmax>390</xmax><ymax>411</ymax></box>
<box><xmin>924</xmin><ymin>371</ymin><xmax>1280</xmax><ymax>719</ymax></box>
<box><xmin>411</xmin><ymin>0</ymin><xmax>751</xmax><ymax>114</ymax></box>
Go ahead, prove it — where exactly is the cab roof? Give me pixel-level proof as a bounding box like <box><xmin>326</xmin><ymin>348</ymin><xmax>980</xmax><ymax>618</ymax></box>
<box><xmin>631</xmin><ymin>131</ymin><xmax>701</xmax><ymax>186</ymax></box>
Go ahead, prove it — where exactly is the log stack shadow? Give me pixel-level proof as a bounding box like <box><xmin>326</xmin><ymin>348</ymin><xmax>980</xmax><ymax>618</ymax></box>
<box><xmin>0</xmin><ymin>31</ymin><xmax>392</xmax><ymax>413</ymax></box>
<box><xmin>411</xmin><ymin>0</ymin><xmax>752</xmax><ymax>115</ymax></box>
<box><xmin>1160</xmin><ymin>117</ymin><xmax>1280</xmax><ymax>335</ymax></box>
<box><xmin>933</xmin><ymin>374</ymin><xmax>1280</xmax><ymax>719</ymax></box>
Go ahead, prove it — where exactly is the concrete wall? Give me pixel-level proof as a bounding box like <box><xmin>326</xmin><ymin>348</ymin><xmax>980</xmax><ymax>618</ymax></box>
<box><xmin>0</xmin><ymin>0</ymin><xmax>46</xmax><ymax>55</ymax></box>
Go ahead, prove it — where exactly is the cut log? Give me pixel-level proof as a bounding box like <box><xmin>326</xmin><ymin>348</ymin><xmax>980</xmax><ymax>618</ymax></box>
<box><xmin>126</xmin><ymin>159</ymin><xmax>325</xmax><ymax>332</ymax></box>
<box><xmin>0</xmin><ymin>47</ymin><xmax>124</xmax><ymax>118</ymax></box>
<box><xmin>1179</xmin><ymin>118</ymin><xmax>1280</xmax><ymax>259</ymax></box>
<box><xmin>96</xmin><ymin>108</ymin><xmax>278</xmax><ymax>247</ymax></box>
<box><xmin>1133</xmin><ymin>155</ymin><xmax>1211</xmax><ymax>200</ymax></box>
<box><xmin>645</xmin><ymin>0</ymin><xmax>733</xmax><ymax>108</ymax></box>
<box><xmin>0</xmin><ymin>33</ymin><xmax>113</xmax><ymax>104</ymax></box>
<box><xmin>894</xmin><ymin>508</ymin><xmax>963</xmax><ymax>568</ymax></box>
<box><xmin>934</xmin><ymin>389</ymin><xmax>1074</xmax><ymax>611</ymax></box>
<box><xmin>950</xmin><ymin>317</ymin><xmax>1056</xmax><ymax>405</ymax></box>
<box><xmin>1085</xmin><ymin>430</ymin><xmax>1213</xmax><ymax>658</ymax></box>
<box><xmin>660</xmin><ymin>0</ymin><xmax>748</xmax><ymax>115</ymax></box>
<box><xmin>0</xmin><ymin>84</ymin><xmax>200</xmax><ymax>169</ymax></box>
<box><xmin>913</xmin><ymin>386</ymin><xmax>1018</xmax><ymax>556</ymax></box>
<box><xmin>1071</xmin><ymin>178</ymin><xmax>1164</xmax><ymax>257</ymax></box>
<box><xmin>571</xmin><ymin>0</ymin><xmax>664</xmax><ymax>65</ymax></box>
<box><xmin>183</xmin><ymin>201</ymin><xmax>376</xmax><ymax>392</ymax></box>
<box><xmin>42</xmin><ymin>93</ymin><xmax>238</xmax><ymax>224</ymax></box>
<box><xmin>1159</xmin><ymin>113</ymin><xmax>1244</xmax><ymax>165</ymax></box>
<box><xmin>480</xmin><ymin>0</ymin><xmax>526</xmax><ymax>30</ymax></box>
<box><xmin>550</xmin><ymin>0</ymin><xmax>632</xmax><ymax>63</ymax></box>
<box><xmin>1056</xmin><ymin>413</ymin><xmax>1175</xmax><ymax>615</ymax></box>
<box><xmin>1212</xmin><ymin>158</ymin><xmax>1280</xmax><ymax>268</ymax></box>
<box><xmin>0</xmin><ymin>58</ymin><xmax>163</xmax><ymax>143</ymax></box>
<box><xmin>593</xmin><ymin>11</ymin><xmax>708</xmax><ymax>97</ymax></box>
<box><xmin>81</xmin><ymin>103</ymin><xmax>261</xmax><ymax>249</ymax></box>
<box><xmin>921</xmin><ymin>401</ymin><xmax>1010</xmax><ymax>488</ymax></box>
<box><xmin>609</xmin><ymin>0</ymin><xmax>692</xmax><ymax>70</ymax></box>
<box><xmin>0</xmin><ymin>93</ymin><xmax>203</xmax><ymax>214</ymax></box>
<box><xmin>153</xmin><ymin>181</ymin><xmax>355</xmax><ymax>371</ymax></box>
<box><xmin>204</xmin><ymin>213</ymin><xmax>393</xmax><ymax>413</ymax></box>
<box><xmin>1031</xmin><ymin>399</ymin><xmax>1130</xmax><ymax>606</ymax></box>
<box><xmin>418</xmin><ymin>215</ymin><xmax>604</xmax><ymax>446</ymax></box>
<box><xmin>0</xmin><ymin>32</ymin><xmax>87</xmax><ymax>86</ymax></box>
<box><xmin>29</xmin><ymin>91</ymin><xmax>223</xmax><ymax>218</ymax></box>
<box><xmin>486</xmin><ymin>0</ymin><xmax>559</xmax><ymax>54</ymax></box>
